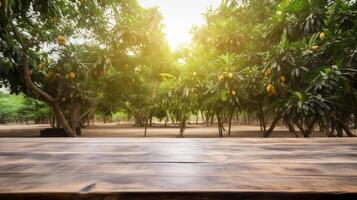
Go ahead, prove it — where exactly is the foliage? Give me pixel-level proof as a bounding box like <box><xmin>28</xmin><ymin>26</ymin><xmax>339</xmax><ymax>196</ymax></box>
<box><xmin>0</xmin><ymin>92</ymin><xmax>49</xmax><ymax>123</ymax></box>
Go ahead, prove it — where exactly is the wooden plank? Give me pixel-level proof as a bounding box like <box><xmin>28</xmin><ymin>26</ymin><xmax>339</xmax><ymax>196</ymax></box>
<box><xmin>1</xmin><ymin>174</ymin><xmax>357</xmax><ymax>193</ymax></box>
<box><xmin>0</xmin><ymin>162</ymin><xmax>357</xmax><ymax>176</ymax></box>
<box><xmin>1</xmin><ymin>153</ymin><xmax>356</xmax><ymax>164</ymax></box>
<box><xmin>0</xmin><ymin>137</ymin><xmax>356</xmax><ymax>144</ymax></box>
<box><xmin>1</xmin><ymin>143</ymin><xmax>356</xmax><ymax>163</ymax></box>
<box><xmin>0</xmin><ymin>138</ymin><xmax>356</xmax><ymax>199</ymax></box>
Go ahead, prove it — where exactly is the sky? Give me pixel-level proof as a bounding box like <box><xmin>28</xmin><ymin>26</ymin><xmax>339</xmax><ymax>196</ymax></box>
<box><xmin>138</xmin><ymin>0</ymin><xmax>221</xmax><ymax>50</ymax></box>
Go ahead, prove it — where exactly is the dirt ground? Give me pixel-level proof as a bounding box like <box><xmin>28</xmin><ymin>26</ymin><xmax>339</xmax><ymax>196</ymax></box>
<box><xmin>0</xmin><ymin>123</ymin><xmax>329</xmax><ymax>138</ymax></box>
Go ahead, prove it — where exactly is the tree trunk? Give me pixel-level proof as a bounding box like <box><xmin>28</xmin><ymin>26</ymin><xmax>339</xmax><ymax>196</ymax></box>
<box><xmin>10</xmin><ymin>18</ymin><xmax>74</xmax><ymax>136</ymax></box>
<box><xmin>178</xmin><ymin>117</ymin><xmax>186</xmax><ymax>138</ymax></box>
<box><xmin>164</xmin><ymin>117</ymin><xmax>168</xmax><ymax>127</ymax></box>
<box><xmin>228</xmin><ymin>110</ymin><xmax>235</xmax><ymax>136</ymax></box>
<box><xmin>244</xmin><ymin>113</ymin><xmax>248</xmax><ymax>124</ymax></box>
<box><xmin>51</xmin><ymin>104</ymin><xmax>76</xmax><ymax>137</ymax></box>
<box><xmin>318</xmin><ymin>121</ymin><xmax>323</xmax><ymax>132</ymax></box>
<box><xmin>331</xmin><ymin>118</ymin><xmax>336</xmax><ymax>136</ymax></box>
<box><xmin>307</xmin><ymin>119</ymin><xmax>317</xmax><ymax>137</ymax></box>
<box><xmin>259</xmin><ymin>106</ymin><xmax>266</xmax><ymax>131</ymax></box>
<box><xmin>295</xmin><ymin>121</ymin><xmax>307</xmax><ymax>137</ymax></box>
<box><xmin>338</xmin><ymin>121</ymin><xmax>356</xmax><ymax>137</ymax></box>
<box><xmin>342</xmin><ymin>124</ymin><xmax>356</xmax><ymax>137</ymax></box>
<box><xmin>72</xmin><ymin>105</ymin><xmax>81</xmax><ymax>136</ymax></box>
<box><xmin>336</xmin><ymin>124</ymin><xmax>343</xmax><ymax>137</ymax></box>
<box><xmin>217</xmin><ymin>112</ymin><xmax>223</xmax><ymax>138</ymax></box>
<box><xmin>228</xmin><ymin>116</ymin><xmax>232</xmax><ymax>136</ymax></box>
<box><xmin>259</xmin><ymin>116</ymin><xmax>263</xmax><ymax>131</ymax></box>
<box><xmin>201</xmin><ymin>112</ymin><xmax>205</xmax><ymax>125</ymax></box>
<box><xmin>217</xmin><ymin>120</ymin><xmax>222</xmax><ymax>137</ymax></box>
<box><xmin>21</xmin><ymin>47</ymin><xmax>76</xmax><ymax>137</ymax></box>
<box><xmin>287</xmin><ymin>120</ymin><xmax>299</xmax><ymax>137</ymax></box>
<box><xmin>295</xmin><ymin>118</ymin><xmax>317</xmax><ymax>138</ymax></box>
<box><xmin>144</xmin><ymin>119</ymin><xmax>148</xmax><ymax>137</ymax></box>
<box><xmin>263</xmin><ymin>115</ymin><xmax>280</xmax><ymax>137</ymax></box>
<box><xmin>210</xmin><ymin>114</ymin><xmax>214</xmax><ymax>125</ymax></box>
<box><xmin>50</xmin><ymin>111</ymin><xmax>55</xmax><ymax>128</ymax></box>
<box><xmin>86</xmin><ymin>117</ymin><xmax>90</xmax><ymax>127</ymax></box>
<box><xmin>322</xmin><ymin>119</ymin><xmax>334</xmax><ymax>137</ymax></box>
<box><xmin>204</xmin><ymin>112</ymin><xmax>210</xmax><ymax>127</ymax></box>
<box><xmin>171</xmin><ymin>116</ymin><xmax>175</xmax><ymax>125</ymax></box>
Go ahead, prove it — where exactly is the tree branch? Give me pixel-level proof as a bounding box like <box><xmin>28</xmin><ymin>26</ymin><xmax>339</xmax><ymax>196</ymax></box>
<box><xmin>8</xmin><ymin>12</ymin><xmax>55</xmax><ymax>103</ymax></box>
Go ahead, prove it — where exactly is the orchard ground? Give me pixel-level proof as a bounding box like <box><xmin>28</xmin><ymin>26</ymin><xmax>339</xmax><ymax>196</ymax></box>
<box><xmin>0</xmin><ymin>123</ymin><xmax>331</xmax><ymax>138</ymax></box>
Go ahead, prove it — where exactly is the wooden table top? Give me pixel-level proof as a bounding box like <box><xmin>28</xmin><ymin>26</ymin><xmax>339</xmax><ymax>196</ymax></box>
<box><xmin>0</xmin><ymin>138</ymin><xmax>356</xmax><ymax>199</ymax></box>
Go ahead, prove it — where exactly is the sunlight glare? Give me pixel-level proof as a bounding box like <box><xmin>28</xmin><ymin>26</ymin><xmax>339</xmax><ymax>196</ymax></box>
<box><xmin>139</xmin><ymin>0</ymin><xmax>221</xmax><ymax>50</ymax></box>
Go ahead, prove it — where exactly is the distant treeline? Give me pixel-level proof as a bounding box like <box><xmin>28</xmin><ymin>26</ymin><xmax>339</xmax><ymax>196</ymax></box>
<box><xmin>0</xmin><ymin>92</ymin><xmax>49</xmax><ymax>124</ymax></box>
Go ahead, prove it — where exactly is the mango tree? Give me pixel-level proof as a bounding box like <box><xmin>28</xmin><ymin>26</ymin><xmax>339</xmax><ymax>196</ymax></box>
<box><xmin>0</xmin><ymin>0</ymin><xmax>144</xmax><ymax>136</ymax></box>
<box><xmin>262</xmin><ymin>0</ymin><xmax>357</xmax><ymax>137</ymax></box>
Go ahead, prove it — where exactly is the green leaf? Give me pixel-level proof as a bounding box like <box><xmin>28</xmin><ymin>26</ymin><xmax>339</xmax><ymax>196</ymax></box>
<box><xmin>220</xmin><ymin>90</ymin><xmax>227</xmax><ymax>102</ymax></box>
<box><xmin>342</xmin><ymin>80</ymin><xmax>351</xmax><ymax>93</ymax></box>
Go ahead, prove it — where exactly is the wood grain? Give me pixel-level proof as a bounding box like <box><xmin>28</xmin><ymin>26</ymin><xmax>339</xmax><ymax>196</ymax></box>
<box><xmin>0</xmin><ymin>138</ymin><xmax>356</xmax><ymax>199</ymax></box>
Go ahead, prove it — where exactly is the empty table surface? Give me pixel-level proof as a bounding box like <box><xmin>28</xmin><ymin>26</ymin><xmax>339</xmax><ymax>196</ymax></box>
<box><xmin>0</xmin><ymin>138</ymin><xmax>356</xmax><ymax>199</ymax></box>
